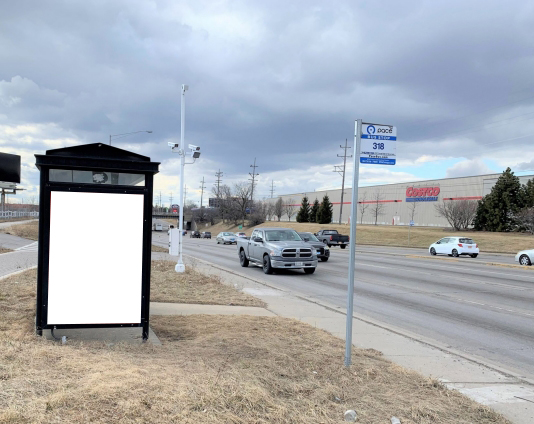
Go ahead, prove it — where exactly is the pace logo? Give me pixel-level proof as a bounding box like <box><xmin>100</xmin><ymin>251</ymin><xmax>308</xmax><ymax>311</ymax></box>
<box><xmin>366</xmin><ymin>125</ymin><xmax>376</xmax><ymax>135</ymax></box>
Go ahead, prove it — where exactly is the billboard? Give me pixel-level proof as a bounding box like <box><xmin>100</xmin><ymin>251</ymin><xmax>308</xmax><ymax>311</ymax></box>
<box><xmin>47</xmin><ymin>191</ymin><xmax>144</xmax><ymax>324</ymax></box>
<box><xmin>0</xmin><ymin>152</ymin><xmax>21</xmax><ymax>183</ymax></box>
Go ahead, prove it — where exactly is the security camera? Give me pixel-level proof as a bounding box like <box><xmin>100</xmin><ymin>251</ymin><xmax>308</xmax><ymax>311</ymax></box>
<box><xmin>188</xmin><ymin>144</ymin><xmax>201</xmax><ymax>158</ymax></box>
<box><xmin>168</xmin><ymin>142</ymin><xmax>179</xmax><ymax>148</ymax></box>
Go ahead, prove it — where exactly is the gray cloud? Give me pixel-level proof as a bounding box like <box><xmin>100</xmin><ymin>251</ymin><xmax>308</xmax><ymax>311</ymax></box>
<box><xmin>2</xmin><ymin>0</ymin><xmax>534</xmax><ymax>204</ymax></box>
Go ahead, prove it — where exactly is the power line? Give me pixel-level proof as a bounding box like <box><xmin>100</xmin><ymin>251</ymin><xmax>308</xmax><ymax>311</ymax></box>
<box><xmin>249</xmin><ymin>158</ymin><xmax>259</xmax><ymax>202</ymax></box>
<box><xmin>214</xmin><ymin>169</ymin><xmax>223</xmax><ymax>198</ymax></box>
<box><xmin>199</xmin><ymin>177</ymin><xmax>206</xmax><ymax>209</ymax></box>
<box><xmin>334</xmin><ymin>138</ymin><xmax>352</xmax><ymax>224</ymax></box>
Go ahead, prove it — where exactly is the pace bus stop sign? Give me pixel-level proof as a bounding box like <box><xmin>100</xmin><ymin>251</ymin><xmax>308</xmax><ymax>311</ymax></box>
<box><xmin>360</xmin><ymin>123</ymin><xmax>397</xmax><ymax>165</ymax></box>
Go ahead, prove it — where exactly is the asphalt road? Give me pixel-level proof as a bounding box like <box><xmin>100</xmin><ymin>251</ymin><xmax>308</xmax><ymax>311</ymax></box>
<box><xmin>152</xmin><ymin>231</ymin><xmax>534</xmax><ymax>381</ymax></box>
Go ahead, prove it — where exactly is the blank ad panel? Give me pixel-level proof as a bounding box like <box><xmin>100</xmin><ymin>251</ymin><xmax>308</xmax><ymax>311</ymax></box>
<box><xmin>47</xmin><ymin>191</ymin><xmax>144</xmax><ymax>324</ymax></box>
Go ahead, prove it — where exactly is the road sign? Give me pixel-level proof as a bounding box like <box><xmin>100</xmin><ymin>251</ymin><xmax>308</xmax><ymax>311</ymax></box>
<box><xmin>409</xmin><ymin>220</ymin><xmax>415</xmax><ymax>226</ymax></box>
<box><xmin>360</xmin><ymin>123</ymin><xmax>396</xmax><ymax>165</ymax></box>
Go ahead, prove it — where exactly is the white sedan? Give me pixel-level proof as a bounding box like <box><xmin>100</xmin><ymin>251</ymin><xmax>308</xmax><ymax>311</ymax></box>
<box><xmin>216</xmin><ymin>232</ymin><xmax>237</xmax><ymax>245</ymax></box>
<box><xmin>429</xmin><ymin>236</ymin><xmax>479</xmax><ymax>258</ymax></box>
<box><xmin>515</xmin><ymin>250</ymin><xmax>534</xmax><ymax>266</ymax></box>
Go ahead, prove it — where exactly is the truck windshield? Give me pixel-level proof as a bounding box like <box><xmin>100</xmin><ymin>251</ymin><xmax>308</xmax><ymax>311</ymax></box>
<box><xmin>264</xmin><ymin>230</ymin><xmax>302</xmax><ymax>242</ymax></box>
<box><xmin>300</xmin><ymin>233</ymin><xmax>319</xmax><ymax>242</ymax></box>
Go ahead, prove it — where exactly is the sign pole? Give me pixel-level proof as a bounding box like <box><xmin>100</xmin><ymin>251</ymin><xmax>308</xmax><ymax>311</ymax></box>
<box><xmin>345</xmin><ymin>119</ymin><xmax>362</xmax><ymax>366</ymax></box>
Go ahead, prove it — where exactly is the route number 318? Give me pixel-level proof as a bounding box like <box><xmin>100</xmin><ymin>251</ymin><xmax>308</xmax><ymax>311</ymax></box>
<box><xmin>372</xmin><ymin>142</ymin><xmax>385</xmax><ymax>150</ymax></box>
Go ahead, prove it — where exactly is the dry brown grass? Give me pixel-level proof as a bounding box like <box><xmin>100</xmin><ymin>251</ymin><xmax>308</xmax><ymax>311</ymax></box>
<box><xmin>0</xmin><ymin>217</ymin><xmax>35</xmax><ymax>223</ymax></box>
<box><xmin>251</xmin><ymin>222</ymin><xmax>534</xmax><ymax>254</ymax></box>
<box><xmin>0</xmin><ymin>268</ymin><xmax>509</xmax><ymax>423</ymax></box>
<box><xmin>151</xmin><ymin>260</ymin><xmax>265</xmax><ymax>307</ymax></box>
<box><xmin>0</xmin><ymin>247</ymin><xmax>12</xmax><ymax>254</ymax></box>
<box><xmin>0</xmin><ymin>221</ymin><xmax>39</xmax><ymax>241</ymax></box>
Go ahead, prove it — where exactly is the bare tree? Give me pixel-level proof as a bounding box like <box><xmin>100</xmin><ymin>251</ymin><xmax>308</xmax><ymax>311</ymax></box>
<box><xmin>370</xmin><ymin>190</ymin><xmax>386</xmax><ymax>225</ymax></box>
<box><xmin>358</xmin><ymin>192</ymin><xmax>369</xmax><ymax>224</ymax></box>
<box><xmin>274</xmin><ymin>197</ymin><xmax>283</xmax><ymax>221</ymax></box>
<box><xmin>233</xmin><ymin>182</ymin><xmax>253</xmax><ymax>226</ymax></box>
<box><xmin>265</xmin><ymin>202</ymin><xmax>275</xmax><ymax>221</ymax></box>
<box><xmin>219</xmin><ymin>184</ymin><xmax>239</xmax><ymax>225</ymax></box>
<box><xmin>407</xmin><ymin>199</ymin><xmax>418</xmax><ymax>224</ymax></box>
<box><xmin>249</xmin><ymin>200</ymin><xmax>268</xmax><ymax>226</ymax></box>
<box><xmin>514</xmin><ymin>207</ymin><xmax>534</xmax><ymax>234</ymax></box>
<box><xmin>434</xmin><ymin>200</ymin><xmax>477</xmax><ymax>230</ymax></box>
<box><xmin>283</xmin><ymin>198</ymin><xmax>296</xmax><ymax>222</ymax></box>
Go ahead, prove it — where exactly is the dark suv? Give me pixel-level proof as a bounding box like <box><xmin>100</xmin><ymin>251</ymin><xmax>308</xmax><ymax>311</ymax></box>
<box><xmin>201</xmin><ymin>231</ymin><xmax>212</xmax><ymax>239</ymax></box>
<box><xmin>190</xmin><ymin>230</ymin><xmax>201</xmax><ymax>238</ymax></box>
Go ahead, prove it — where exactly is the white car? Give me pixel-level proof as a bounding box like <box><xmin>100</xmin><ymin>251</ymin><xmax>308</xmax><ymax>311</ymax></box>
<box><xmin>429</xmin><ymin>236</ymin><xmax>479</xmax><ymax>258</ymax></box>
<box><xmin>216</xmin><ymin>232</ymin><xmax>237</xmax><ymax>245</ymax></box>
<box><xmin>515</xmin><ymin>250</ymin><xmax>534</xmax><ymax>266</ymax></box>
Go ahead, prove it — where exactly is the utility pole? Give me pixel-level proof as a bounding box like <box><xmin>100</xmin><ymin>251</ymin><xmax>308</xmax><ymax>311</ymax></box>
<box><xmin>270</xmin><ymin>180</ymin><xmax>275</xmax><ymax>198</ymax></box>
<box><xmin>249</xmin><ymin>158</ymin><xmax>259</xmax><ymax>204</ymax></box>
<box><xmin>199</xmin><ymin>177</ymin><xmax>206</xmax><ymax>209</ymax></box>
<box><xmin>334</xmin><ymin>139</ymin><xmax>352</xmax><ymax>224</ymax></box>
<box><xmin>215</xmin><ymin>169</ymin><xmax>223</xmax><ymax>201</ymax></box>
<box><xmin>184</xmin><ymin>185</ymin><xmax>188</xmax><ymax>207</ymax></box>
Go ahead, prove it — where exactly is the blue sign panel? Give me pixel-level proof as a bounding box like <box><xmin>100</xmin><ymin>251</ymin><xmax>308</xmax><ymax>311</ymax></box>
<box><xmin>360</xmin><ymin>158</ymin><xmax>396</xmax><ymax>165</ymax></box>
<box><xmin>406</xmin><ymin>197</ymin><xmax>438</xmax><ymax>202</ymax></box>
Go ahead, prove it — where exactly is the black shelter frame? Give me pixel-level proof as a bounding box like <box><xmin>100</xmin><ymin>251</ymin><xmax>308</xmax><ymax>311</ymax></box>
<box><xmin>35</xmin><ymin>143</ymin><xmax>159</xmax><ymax>340</ymax></box>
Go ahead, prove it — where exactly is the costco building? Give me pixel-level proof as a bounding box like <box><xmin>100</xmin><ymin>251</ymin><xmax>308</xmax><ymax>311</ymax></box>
<box><xmin>268</xmin><ymin>173</ymin><xmax>534</xmax><ymax>227</ymax></box>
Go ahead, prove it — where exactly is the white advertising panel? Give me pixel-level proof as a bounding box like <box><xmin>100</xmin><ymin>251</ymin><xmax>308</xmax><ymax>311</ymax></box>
<box><xmin>360</xmin><ymin>123</ymin><xmax>397</xmax><ymax>165</ymax></box>
<box><xmin>47</xmin><ymin>191</ymin><xmax>144</xmax><ymax>324</ymax></box>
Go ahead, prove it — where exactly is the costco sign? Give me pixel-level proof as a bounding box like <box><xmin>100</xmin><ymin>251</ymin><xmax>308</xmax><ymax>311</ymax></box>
<box><xmin>406</xmin><ymin>186</ymin><xmax>440</xmax><ymax>202</ymax></box>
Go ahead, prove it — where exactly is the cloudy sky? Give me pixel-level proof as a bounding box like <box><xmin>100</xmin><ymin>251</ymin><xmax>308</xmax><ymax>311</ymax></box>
<box><xmin>2</xmin><ymin>0</ymin><xmax>534</xmax><ymax>206</ymax></box>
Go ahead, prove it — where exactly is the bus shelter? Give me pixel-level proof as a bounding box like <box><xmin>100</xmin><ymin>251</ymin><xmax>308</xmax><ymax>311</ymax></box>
<box><xmin>35</xmin><ymin>143</ymin><xmax>159</xmax><ymax>340</ymax></box>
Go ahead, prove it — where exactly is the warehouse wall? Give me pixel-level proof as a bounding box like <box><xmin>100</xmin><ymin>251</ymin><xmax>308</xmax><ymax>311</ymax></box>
<box><xmin>265</xmin><ymin>173</ymin><xmax>534</xmax><ymax>227</ymax></box>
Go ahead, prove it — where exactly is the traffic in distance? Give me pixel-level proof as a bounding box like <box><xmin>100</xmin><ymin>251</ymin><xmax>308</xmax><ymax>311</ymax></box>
<box><xmin>158</xmin><ymin>224</ymin><xmax>534</xmax><ymax>268</ymax></box>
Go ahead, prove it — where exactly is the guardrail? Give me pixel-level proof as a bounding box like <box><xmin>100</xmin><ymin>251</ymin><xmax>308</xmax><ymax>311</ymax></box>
<box><xmin>0</xmin><ymin>211</ymin><xmax>39</xmax><ymax>219</ymax></box>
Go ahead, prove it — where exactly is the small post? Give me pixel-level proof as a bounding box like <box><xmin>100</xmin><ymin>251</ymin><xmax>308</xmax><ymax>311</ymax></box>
<box><xmin>345</xmin><ymin>119</ymin><xmax>362</xmax><ymax>366</ymax></box>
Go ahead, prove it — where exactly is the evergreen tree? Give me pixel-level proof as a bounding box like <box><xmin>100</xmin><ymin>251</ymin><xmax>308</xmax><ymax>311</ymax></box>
<box><xmin>296</xmin><ymin>196</ymin><xmax>310</xmax><ymax>222</ymax></box>
<box><xmin>523</xmin><ymin>178</ymin><xmax>534</xmax><ymax>208</ymax></box>
<box><xmin>309</xmin><ymin>199</ymin><xmax>319</xmax><ymax>223</ymax></box>
<box><xmin>473</xmin><ymin>167</ymin><xmax>525</xmax><ymax>231</ymax></box>
<box><xmin>317</xmin><ymin>194</ymin><xmax>333</xmax><ymax>224</ymax></box>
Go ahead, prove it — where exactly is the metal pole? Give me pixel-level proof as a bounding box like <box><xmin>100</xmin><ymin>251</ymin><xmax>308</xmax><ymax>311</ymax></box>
<box><xmin>176</xmin><ymin>84</ymin><xmax>187</xmax><ymax>273</ymax></box>
<box><xmin>345</xmin><ymin>119</ymin><xmax>362</xmax><ymax>366</ymax></box>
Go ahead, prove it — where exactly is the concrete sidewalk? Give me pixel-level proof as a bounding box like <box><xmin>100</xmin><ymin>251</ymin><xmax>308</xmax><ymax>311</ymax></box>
<box><xmin>175</xmin><ymin>254</ymin><xmax>534</xmax><ymax>424</ymax></box>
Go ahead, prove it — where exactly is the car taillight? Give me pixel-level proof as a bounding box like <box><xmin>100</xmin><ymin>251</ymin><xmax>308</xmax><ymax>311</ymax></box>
<box><xmin>348</xmin><ymin>236</ymin><xmax>350</xmax><ymax>241</ymax></box>
<box><xmin>476</xmin><ymin>244</ymin><xmax>478</xmax><ymax>248</ymax></box>
<box><xmin>330</xmin><ymin>236</ymin><xmax>333</xmax><ymax>241</ymax></box>
<box><xmin>458</xmin><ymin>243</ymin><xmax>463</xmax><ymax>247</ymax></box>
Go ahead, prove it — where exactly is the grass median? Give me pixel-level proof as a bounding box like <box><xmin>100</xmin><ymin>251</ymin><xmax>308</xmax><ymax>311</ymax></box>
<box><xmin>0</xmin><ymin>221</ymin><xmax>39</xmax><ymax>241</ymax></box>
<box><xmin>0</xmin><ymin>264</ymin><xmax>511</xmax><ymax>423</ymax></box>
<box><xmin>204</xmin><ymin>221</ymin><xmax>534</xmax><ymax>254</ymax></box>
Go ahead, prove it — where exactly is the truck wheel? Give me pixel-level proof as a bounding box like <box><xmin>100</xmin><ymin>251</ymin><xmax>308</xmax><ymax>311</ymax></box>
<box><xmin>262</xmin><ymin>255</ymin><xmax>274</xmax><ymax>274</ymax></box>
<box><xmin>320</xmin><ymin>257</ymin><xmax>329</xmax><ymax>262</ymax></box>
<box><xmin>304</xmin><ymin>268</ymin><xmax>316</xmax><ymax>274</ymax></box>
<box><xmin>340</xmin><ymin>245</ymin><xmax>346</xmax><ymax>249</ymax></box>
<box><xmin>239</xmin><ymin>250</ymin><xmax>249</xmax><ymax>267</ymax></box>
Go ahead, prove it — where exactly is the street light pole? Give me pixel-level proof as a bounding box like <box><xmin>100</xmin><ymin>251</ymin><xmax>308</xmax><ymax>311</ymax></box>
<box><xmin>176</xmin><ymin>84</ymin><xmax>188</xmax><ymax>273</ymax></box>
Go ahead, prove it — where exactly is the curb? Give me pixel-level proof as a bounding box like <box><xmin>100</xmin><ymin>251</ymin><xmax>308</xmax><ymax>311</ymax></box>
<box><xmin>0</xmin><ymin>265</ymin><xmax>37</xmax><ymax>281</ymax></box>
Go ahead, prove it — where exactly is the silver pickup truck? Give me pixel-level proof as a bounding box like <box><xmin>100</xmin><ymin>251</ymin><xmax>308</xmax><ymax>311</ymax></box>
<box><xmin>237</xmin><ymin>227</ymin><xmax>318</xmax><ymax>274</ymax></box>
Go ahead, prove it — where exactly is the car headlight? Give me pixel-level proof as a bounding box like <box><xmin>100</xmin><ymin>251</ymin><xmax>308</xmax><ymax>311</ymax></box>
<box><xmin>270</xmin><ymin>248</ymin><xmax>282</xmax><ymax>257</ymax></box>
